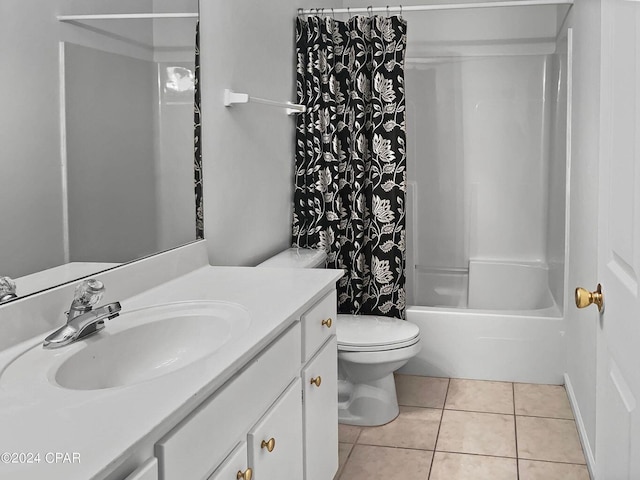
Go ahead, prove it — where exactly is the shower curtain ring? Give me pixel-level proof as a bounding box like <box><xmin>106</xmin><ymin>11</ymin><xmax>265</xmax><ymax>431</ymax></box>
<box><xmin>297</xmin><ymin>7</ymin><xmax>303</xmax><ymax>16</ymax></box>
<box><xmin>332</xmin><ymin>8</ymin><xmax>336</xmax><ymax>20</ymax></box>
<box><xmin>399</xmin><ymin>5</ymin><xmax>403</xmax><ymax>18</ymax></box>
<box><xmin>367</xmin><ymin>5</ymin><xmax>373</xmax><ymax>17</ymax></box>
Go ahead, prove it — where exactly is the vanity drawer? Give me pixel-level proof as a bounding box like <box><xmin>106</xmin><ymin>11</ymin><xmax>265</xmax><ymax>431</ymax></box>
<box><xmin>302</xmin><ymin>337</ymin><xmax>338</xmax><ymax>480</ymax></box>
<box><xmin>248</xmin><ymin>378</ymin><xmax>303</xmax><ymax>480</ymax></box>
<box><xmin>301</xmin><ymin>289</ymin><xmax>336</xmax><ymax>362</ymax></box>
<box><xmin>156</xmin><ymin>322</ymin><xmax>301</xmax><ymax>480</ymax></box>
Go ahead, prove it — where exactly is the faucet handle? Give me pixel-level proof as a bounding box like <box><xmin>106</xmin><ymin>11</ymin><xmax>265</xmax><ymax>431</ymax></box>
<box><xmin>0</xmin><ymin>276</ymin><xmax>17</xmax><ymax>302</ymax></box>
<box><xmin>72</xmin><ymin>279</ymin><xmax>105</xmax><ymax>309</ymax></box>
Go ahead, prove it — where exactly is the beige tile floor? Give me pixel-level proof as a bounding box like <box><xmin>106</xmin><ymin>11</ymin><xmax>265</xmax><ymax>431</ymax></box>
<box><xmin>335</xmin><ymin>375</ymin><xmax>591</xmax><ymax>480</ymax></box>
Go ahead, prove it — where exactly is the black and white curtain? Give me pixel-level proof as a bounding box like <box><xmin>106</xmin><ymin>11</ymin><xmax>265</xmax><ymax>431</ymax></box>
<box><xmin>194</xmin><ymin>21</ymin><xmax>204</xmax><ymax>240</ymax></box>
<box><xmin>292</xmin><ymin>15</ymin><xmax>408</xmax><ymax>319</ymax></box>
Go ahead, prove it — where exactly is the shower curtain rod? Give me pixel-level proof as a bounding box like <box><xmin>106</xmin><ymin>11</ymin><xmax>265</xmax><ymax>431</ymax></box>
<box><xmin>57</xmin><ymin>13</ymin><xmax>198</xmax><ymax>21</ymax></box>
<box><xmin>298</xmin><ymin>0</ymin><xmax>572</xmax><ymax>15</ymax></box>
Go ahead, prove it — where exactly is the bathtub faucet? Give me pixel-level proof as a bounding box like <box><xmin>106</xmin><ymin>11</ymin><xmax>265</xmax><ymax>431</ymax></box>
<box><xmin>0</xmin><ymin>276</ymin><xmax>17</xmax><ymax>303</ymax></box>
<box><xmin>42</xmin><ymin>279</ymin><xmax>121</xmax><ymax>349</ymax></box>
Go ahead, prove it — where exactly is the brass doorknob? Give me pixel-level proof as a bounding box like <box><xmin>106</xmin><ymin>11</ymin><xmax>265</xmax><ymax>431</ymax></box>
<box><xmin>261</xmin><ymin>437</ymin><xmax>276</xmax><ymax>452</ymax></box>
<box><xmin>321</xmin><ymin>317</ymin><xmax>332</xmax><ymax>328</ymax></box>
<box><xmin>575</xmin><ymin>284</ymin><xmax>604</xmax><ymax>312</ymax></box>
<box><xmin>237</xmin><ymin>468</ymin><xmax>253</xmax><ymax>480</ymax></box>
<box><xmin>310</xmin><ymin>376</ymin><xmax>322</xmax><ymax>387</ymax></box>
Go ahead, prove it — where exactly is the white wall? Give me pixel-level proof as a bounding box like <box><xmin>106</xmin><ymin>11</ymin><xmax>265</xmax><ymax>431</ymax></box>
<box><xmin>342</xmin><ymin>0</ymin><xmax>564</xmax><ymax>56</ymax></box>
<box><xmin>199</xmin><ymin>0</ymin><xmax>340</xmax><ymax>267</ymax></box>
<box><xmin>563</xmin><ymin>0</ymin><xmax>601</xmax><ymax>465</ymax></box>
<box><xmin>0</xmin><ymin>1</ymin><xmax>67</xmax><ymax>278</ymax></box>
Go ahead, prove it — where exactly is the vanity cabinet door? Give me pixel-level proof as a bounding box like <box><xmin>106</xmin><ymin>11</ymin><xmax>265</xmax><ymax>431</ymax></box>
<box><xmin>248</xmin><ymin>378</ymin><xmax>303</xmax><ymax>480</ymax></box>
<box><xmin>208</xmin><ymin>443</ymin><xmax>251</xmax><ymax>480</ymax></box>
<box><xmin>302</xmin><ymin>337</ymin><xmax>338</xmax><ymax>480</ymax></box>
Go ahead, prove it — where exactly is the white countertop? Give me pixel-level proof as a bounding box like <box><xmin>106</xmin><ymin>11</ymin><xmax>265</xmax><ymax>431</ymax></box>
<box><xmin>0</xmin><ymin>265</ymin><xmax>343</xmax><ymax>480</ymax></box>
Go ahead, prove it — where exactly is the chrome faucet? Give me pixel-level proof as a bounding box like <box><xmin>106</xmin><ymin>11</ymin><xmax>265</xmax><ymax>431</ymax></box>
<box><xmin>0</xmin><ymin>276</ymin><xmax>17</xmax><ymax>303</ymax></box>
<box><xmin>43</xmin><ymin>279</ymin><xmax>121</xmax><ymax>349</ymax></box>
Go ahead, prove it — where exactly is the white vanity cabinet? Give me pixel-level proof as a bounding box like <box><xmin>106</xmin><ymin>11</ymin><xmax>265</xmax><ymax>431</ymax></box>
<box><xmin>302</xmin><ymin>337</ymin><xmax>338</xmax><ymax>480</ymax></box>
<box><xmin>154</xmin><ymin>288</ymin><xmax>339</xmax><ymax>480</ymax></box>
<box><xmin>300</xmin><ymin>290</ymin><xmax>339</xmax><ymax>480</ymax></box>
<box><xmin>155</xmin><ymin>323</ymin><xmax>301</xmax><ymax>480</ymax></box>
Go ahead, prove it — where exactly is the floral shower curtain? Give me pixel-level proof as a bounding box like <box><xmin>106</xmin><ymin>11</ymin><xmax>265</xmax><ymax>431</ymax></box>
<box><xmin>194</xmin><ymin>21</ymin><xmax>204</xmax><ymax>240</ymax></box>
<box><xmin>292</xmin><ymin>15</ymin><xmax>408</xmax><ymax>319</ymax></box>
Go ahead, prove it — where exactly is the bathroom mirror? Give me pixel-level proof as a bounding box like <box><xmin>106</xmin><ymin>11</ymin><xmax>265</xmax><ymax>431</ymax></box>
<box><xmin>0</xmin><ymin>0</ymin><xmax>199</xmax><ymax>302</ymax></box>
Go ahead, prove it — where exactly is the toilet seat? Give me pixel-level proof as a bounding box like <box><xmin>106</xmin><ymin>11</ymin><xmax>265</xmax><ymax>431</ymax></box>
<box><xmin>336</xmin><ymin>314</ymin><xmax>420</xmax><ymax>352</ymax></box>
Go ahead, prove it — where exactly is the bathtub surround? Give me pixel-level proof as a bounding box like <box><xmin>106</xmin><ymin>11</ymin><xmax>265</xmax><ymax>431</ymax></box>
<box><xmin>292</xmin><ymin>15</ymin><xmax>408</xmax><ymax>318</ymax></box>
<box><xmin>316</xmin><ymin>2</ymin><xmax>572</xmax><ymax>387</ymax></box>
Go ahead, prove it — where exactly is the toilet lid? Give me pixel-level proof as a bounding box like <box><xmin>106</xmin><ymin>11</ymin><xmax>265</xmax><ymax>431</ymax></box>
<box><xmin>336</xmin><ymin>314</ymin><xmax>420</xmax><ymax>350</ymax></box>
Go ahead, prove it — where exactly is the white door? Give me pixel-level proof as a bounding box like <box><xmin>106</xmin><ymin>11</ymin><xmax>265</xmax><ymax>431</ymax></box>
<box><xmin>594</xmin><ymin>0</ymin><xmax>640</xmax><ymax>478</ymax></box>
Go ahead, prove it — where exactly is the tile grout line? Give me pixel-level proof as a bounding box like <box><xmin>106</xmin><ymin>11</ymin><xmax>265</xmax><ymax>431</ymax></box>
<box><xmin>336</xmin><ymin>425</ymin><xmax>364</xmax><ymax>480</ymax></box>
<box><xmin>427</xmin><ymin>377</ymin><xmax>450</xmax><ymax>480</ymax></box>
<box><xmin>335</xmin><ymin>438</ymin><xmax>358</xmax><ymax>480</ymax></box>
<box><xmin>514</xmin><ymin>413</ymin><xmax>576</xmax><ymax>421</ymax></box>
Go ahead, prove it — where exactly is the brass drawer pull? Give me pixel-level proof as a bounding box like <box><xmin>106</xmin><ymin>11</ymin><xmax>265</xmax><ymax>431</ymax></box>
<box><xmin>321</xmin><ymin>317</ymin><xmax>332</xmax><ymax>328</ymax></box>
<box><xmin>261</xmin><ymin>437</ymin><xmax>276</xmax><ymax>452</ymax></box>
<box><xmin>236</xmin><ymin>468</ymin><xmax>253</xmax><ymax>480</ymax></box>
<box><xmin>310</xmin><ymin>376</ymin><xmax>322</xmax><ymax>387</ymax></box>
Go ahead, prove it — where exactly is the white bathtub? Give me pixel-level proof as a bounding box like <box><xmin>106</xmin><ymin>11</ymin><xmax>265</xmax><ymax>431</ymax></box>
<box><xmin>402</xmin><ymin>260</ymin><xmax>565</xmax><ymax>384</ymax></box>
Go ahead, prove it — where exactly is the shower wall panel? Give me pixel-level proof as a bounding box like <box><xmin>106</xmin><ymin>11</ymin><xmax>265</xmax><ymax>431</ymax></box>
<box><xmin>462</xmin><ymin>56</ymin><xmax>549</xmax><ymax>262</ymax></box>
<box><xmin>545</xmin><ymin>41</ymin><xmax>569</xmax><ymax>313</ymax></box>
<box><xmin>406</xmin><ymin>55</ymin><xmax>552</xmax><ymax>306</ymax></box>
<box><xmin>65</xmin><ymin>43</ymin><xmax>158</xmax><ymax>263</ymax></box>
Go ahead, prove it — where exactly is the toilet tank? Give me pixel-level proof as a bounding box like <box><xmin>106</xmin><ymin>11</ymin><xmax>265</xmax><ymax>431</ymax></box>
<box><xmin>257</xmin><ymin>248</ymin><xmax>327</xmax><ymax>269</ymax></box>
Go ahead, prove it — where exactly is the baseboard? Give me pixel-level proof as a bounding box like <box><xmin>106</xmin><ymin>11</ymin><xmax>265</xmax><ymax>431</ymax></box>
<box><xmin>564</xmin><ymin>373</ymin><xmax>597</xmax><ymax>479</ymax></box>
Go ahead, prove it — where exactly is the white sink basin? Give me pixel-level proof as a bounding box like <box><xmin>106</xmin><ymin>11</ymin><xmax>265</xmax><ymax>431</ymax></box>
<box><xmin>1</xmin><ymin>301</ymin><xmax>251</xmax><ymax>391</ymax></box>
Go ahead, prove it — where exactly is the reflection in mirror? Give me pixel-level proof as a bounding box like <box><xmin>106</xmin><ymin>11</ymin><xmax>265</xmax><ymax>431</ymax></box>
<box><xmin>0</xmin><ymin>1</ymin><xmax>199</xmax><ymax>302</ymax></box>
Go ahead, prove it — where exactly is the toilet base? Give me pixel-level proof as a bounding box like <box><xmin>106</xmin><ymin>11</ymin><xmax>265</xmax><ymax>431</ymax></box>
<box><xmin>337</xmin><ymin>373</ymin><xmax>400</xmax><ymax>426</ymax></box>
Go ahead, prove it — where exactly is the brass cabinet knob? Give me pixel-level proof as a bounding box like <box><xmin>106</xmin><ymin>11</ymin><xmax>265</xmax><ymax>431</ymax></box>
<box><xmin>261</xmin><ymin>437</ymin><xmax>276</xmax><ymax>452</ymax></box>
<box><xmin>236</xmin><ymin>468</ymin><xmax>253</xmax><ymax>480</ymax></box>
<box><xmin>310</xmin><ymin>376</ymin><xmax>322</xmax><ymax>387</ymax></box>
<box><xmin>575</xmin><ymin>284</ymin><xmax>604</xmax><ymax>312</ymax></box>
<box><xmin>321</xmin><ymin>317</ymin><xmax>332</xmax><ymax>328</ymax></box>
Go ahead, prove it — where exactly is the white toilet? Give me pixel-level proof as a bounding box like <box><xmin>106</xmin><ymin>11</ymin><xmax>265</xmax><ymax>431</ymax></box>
<box><xmin>258</xmin><ymin>248</ymin><xmax>421</xmax><ymax>426</ymax></box>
